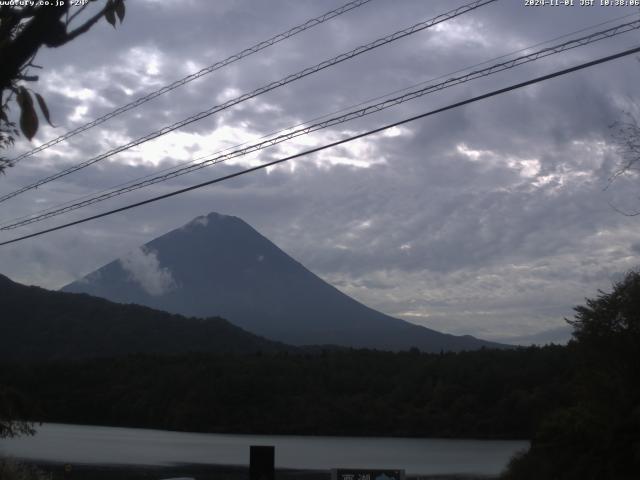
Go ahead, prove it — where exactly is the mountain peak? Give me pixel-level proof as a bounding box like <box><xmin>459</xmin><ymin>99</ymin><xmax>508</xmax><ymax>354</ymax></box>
<box><xmin>181</xmin><ymin>211</ymin><xmax>238</xmax><ymax>230</ymax></box>
<box><xmin>63</xmin><ymin>214</ymin><xmax>505</xmax><ymax>352</ymax></box>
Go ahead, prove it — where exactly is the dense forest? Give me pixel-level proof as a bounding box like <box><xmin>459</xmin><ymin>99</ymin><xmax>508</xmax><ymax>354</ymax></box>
<box><xmin>1</xmin><ymin>272</ymin><xmax>639</xmax><ymax>479</ymax></box>
<box><xmin>503</xmin><ymin>271</ymin><xmax>640</xmax><ymax>480</ymax></box>
<box><xmin>0</xmin><ymin>274</ymin><xmax>288</xmax><ymax>360</ymax></box>
<box><xmin>0</xmin><ymin>346</ymin><xmax>572</xmax><ymax>439</ymax></box>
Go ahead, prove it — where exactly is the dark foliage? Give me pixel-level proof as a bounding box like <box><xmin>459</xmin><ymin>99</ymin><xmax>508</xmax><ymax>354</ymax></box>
<box><xmin>0</xmin><ymin>274</ymin><xmax>288</xmax><ymax>361</ymax></box>
<box><xmin>503</xmin><ymin>271</ymin><xmax>640</xmax><ymax>480</ymax></box>
<box><xmin>0</xmin><ymin>385</ymin><xmax>35</xmax><ymax>438</ymax></box>
<box><xmin>0</xmin><ymin>271</ymin><xmax>575</xmax><ymax>440</ymax></box>
<box><xmin>0</xmin><ymin>1</ymin><xmax>125</xmax><ymax>173</ymax></box>
<box><xmin>0</xmin><ymin>272</ymin><xmax>285</xmax><ymax>439</ymax></box>
<box><xmin>0</xmin><ymin>346</ymin><xmax>572</xmax><ymax>439</ymax></box>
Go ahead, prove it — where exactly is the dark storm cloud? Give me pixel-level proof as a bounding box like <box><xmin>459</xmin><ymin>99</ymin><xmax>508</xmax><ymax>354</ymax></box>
<box><xmin>2</xmin><ymin>0</ymin><xmax>640</xmax><ymax>341</ymax></box>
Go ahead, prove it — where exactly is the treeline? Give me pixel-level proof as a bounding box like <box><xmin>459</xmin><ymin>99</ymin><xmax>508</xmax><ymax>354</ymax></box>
<box><xmin>1</xmin><ymin>346</ymin><xmax>573</xmax><ymax>439</ymax></box>
<box><xmin>3</xmin><ymin>272</ymin><xmax>639</xmax><ymax>479</ymax></box>
<box><xmin>503</xmin><ymin>271</ymin><xmax>640</xmax><ymax>480</ymax></box>
<box><xmin>0</xmin><ymin>274</ymin><xmax>287</xmax><ymax>361</ymax></box>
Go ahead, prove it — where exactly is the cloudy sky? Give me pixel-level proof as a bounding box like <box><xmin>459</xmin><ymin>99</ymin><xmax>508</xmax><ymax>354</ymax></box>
<box><xmin>2</xmin><ymin>0</ymin><xmax>640</xmax><ymax>344</ymax></box>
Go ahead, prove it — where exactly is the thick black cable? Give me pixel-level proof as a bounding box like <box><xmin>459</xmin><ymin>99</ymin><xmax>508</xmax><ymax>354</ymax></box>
<box><xmin>5</xmin><ymin>10</ymin><xmax>636</xmax><ymax>230</ymax></box>
<box><xmin>0</xmin><ymin>0</ymin><xmax>497</xmax><ymax>204</ymax></box>
<box><xmin>2</xmin><ymin>44</ymin><xmax>638</xmax><ymax>247</ymax></box>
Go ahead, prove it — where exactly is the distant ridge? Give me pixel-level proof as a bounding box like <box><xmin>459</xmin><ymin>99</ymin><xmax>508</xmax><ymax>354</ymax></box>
<box><xmin>63</xmin><ymin>212</ymin><xmax>506</xmax><ymax>352</ymax></box>
<box><xmin>0</xmin><ymin>273</ymin><xmax>287</xmax><ymax>361</ymax></box>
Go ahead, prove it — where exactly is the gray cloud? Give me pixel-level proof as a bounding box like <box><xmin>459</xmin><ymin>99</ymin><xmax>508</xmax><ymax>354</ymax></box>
<box><xmin>2</xmin><ymin>0</ymin><xmax>640</xmax><ymax>342</ymax></box>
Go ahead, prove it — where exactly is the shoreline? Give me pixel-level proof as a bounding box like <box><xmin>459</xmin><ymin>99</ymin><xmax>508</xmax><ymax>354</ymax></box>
<box><xmin>14</xmin><ymin>459</ymin><xmax>499</xmax><ymax>480</ymax></box>
<box><xmin>26</xmin><ymin>420</ymin><xmax>529</xmax><ymax>442</ymax></box>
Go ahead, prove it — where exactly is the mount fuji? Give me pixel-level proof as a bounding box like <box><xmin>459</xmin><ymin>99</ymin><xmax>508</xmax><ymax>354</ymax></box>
<box><xmin>62</xmin><ymin>212</ymin><xmax>504</xmax><ymax>352</ymax></box>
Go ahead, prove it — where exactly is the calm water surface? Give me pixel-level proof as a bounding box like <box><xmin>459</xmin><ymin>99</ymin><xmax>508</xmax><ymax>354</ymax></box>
<box><xmin>0</xmin><ymin>423</ymin><xmax>528</xmax><ymax>476</ymax></box>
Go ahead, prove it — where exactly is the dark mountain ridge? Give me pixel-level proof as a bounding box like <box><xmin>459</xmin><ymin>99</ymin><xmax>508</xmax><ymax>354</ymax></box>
<box><xmin>63</xmin><ymin>212</ymin><xmax>505</xmax><ymax>352</ymax></box>
<box><xmin>0</xmin><ymin>273</ymin><xmax>287</xmax><ymax>361</ymax></box>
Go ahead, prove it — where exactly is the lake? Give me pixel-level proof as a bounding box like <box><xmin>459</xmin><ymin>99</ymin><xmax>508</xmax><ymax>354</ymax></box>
<box><xmin>0</xmin><ymin>423</ymin><xmax>528</xmax><ymax>476</ymax></box>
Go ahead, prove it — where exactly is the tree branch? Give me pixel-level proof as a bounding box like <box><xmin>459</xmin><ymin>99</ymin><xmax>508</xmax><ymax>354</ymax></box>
<box><xmin>0</xmin><ymin>7</ymin><xmax>27</xmax><ymax>40</ymax></box>
<box><xmin>0</xmin><ymin>5</ymin><xmax>68</xmax><ymax>90</ymax></box>
<box><xmin>16</xmin><ymin>75</ymin><xmax>38</xmax><ymax>82</ymax></box>
<box><xmin>63</xmin><ymin>3</ymin><xmax>111</xmax><ymax>43</ymax></box>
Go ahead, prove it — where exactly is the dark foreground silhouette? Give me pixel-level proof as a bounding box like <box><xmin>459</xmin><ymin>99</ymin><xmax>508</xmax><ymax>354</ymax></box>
<box><xmin>1</xmin><ymin>345</ymin><xmax>570</xmax><ymax>439</ymax></box>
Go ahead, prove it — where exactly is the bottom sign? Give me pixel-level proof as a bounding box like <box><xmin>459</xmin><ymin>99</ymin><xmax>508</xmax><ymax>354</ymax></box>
<box><xmin>332</xmin><ymin>469</ymin><xmax>405</xmax><ymax>480</ymax></box>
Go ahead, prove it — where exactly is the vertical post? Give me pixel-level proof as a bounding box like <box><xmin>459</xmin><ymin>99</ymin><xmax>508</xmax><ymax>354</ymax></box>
<box><xmin>250</xmin><ymin>445</ymin><xmax>275</xmax><ymax>480</ymax></box>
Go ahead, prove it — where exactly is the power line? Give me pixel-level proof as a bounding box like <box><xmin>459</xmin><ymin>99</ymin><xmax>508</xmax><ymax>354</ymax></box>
<box><xmin>4</xmin><ymin>17</ymin><xmax>639</xmax><ymax>230</ymax></box>
<box><xmin>2</xmin><ymin>12</ymin><xmax>637</xmax><ymax>232</ymax></box>
<box><xmin>8</xmin><ymin>9</ymin><xmax>635</xmax><ymax>232</ymax></box>
<box><xmin>7</xmin><ymin>0</ymin><xmax>375</xmax><ymax>166</ymax></box>
<box><xmin>0</xmin><ymin>0</ymin><xmax>498</xmax><ymax>204</ymax></box>
<box><xmin>2</xmin><ymin>43</ymin><xmax>638</xmax><ymax>247</ymax></box>
<box><xmin>3</xmin><ymin>16</ymin><xmax>636</xmax><ymax>229</ymax></box>
<box><xmin>8</xmin><ymin>9</ymin><xmax>632</xmax><ymax>230</ymax></box>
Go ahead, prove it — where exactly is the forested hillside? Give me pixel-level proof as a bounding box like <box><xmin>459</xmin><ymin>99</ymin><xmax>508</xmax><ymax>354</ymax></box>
<box><xmin>1</xmin><ymin>346</ymin><xmax>572</xmax><ymax>439</ymax></box>
<box><xmin>3</xmin><ymin>270</ymin><xmax>638</xmax><ymax>478</ymax></box>
<box><xmin>502</xmin><ymin>272</ymin><xmax>640</xmax><ymax>479</ymax></box>
<box><xmin>0</xmin><ymin>274</ymin><xmax>287</xmax><ymax>360</ymax></box>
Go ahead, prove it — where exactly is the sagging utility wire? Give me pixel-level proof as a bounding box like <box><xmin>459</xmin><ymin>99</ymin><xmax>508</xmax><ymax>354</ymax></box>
<box><xmin>0</xmin><ymin>0</ymin><xmax>498</xmax><ymax>204</ymax></box>
<box><xmin>6</xmin><ymin>9</ymin><xmax>634</xmax><ymax>230</ymax></box>
<box><xmin>3</xmin><ymin>17</ymin><xmax>639</xmax><ymax>231</ymax></box>
<box><xmin>2</xmin><ymin>43</ymin><xmax>639</xmax><ymax>247</ymax></box>
<box><xmin>7</xmin><ymin>0</ymin><xmax>376</xmax><ymax>165</ymax></box>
